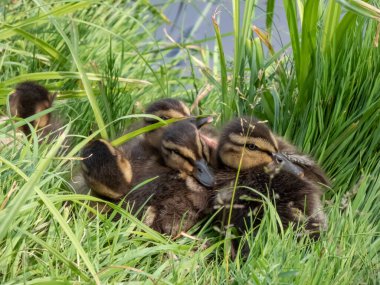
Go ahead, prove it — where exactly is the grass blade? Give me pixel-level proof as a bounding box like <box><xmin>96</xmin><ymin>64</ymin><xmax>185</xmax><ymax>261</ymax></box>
<box><xmin>32</xmin><ymin>0</ymin><xmax>108</xmax><ymax>140</ymax></box>
<box><xmin>212</xmin><ymin>13</ymin><xmax>230</xmax><ymax>122</ymax></box>
<box><xmin>0</xmin><ymin>126</ymin><xmax>69</xmax><ymax>242</ymax></box>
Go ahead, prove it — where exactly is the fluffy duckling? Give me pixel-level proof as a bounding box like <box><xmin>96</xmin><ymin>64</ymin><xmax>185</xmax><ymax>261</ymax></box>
<box><xmin>81</xmin><ymin>120</ymin><xmax>215</xmax><ymax>236</ymax></box>
<box><xmin>120</xmin><ymin>98</ymin><xmax>191</xmax><ymax>161</ymax></box>
<box><xmin>121</xmin><ymin>98</ymin><xmax>213</xmax><ymax>172</ymax></box>
<box><xmin>8</xmin><ymin>81</ymin><xmax>56</xmax><ymax>135</ymax></box>
<box><xmin>143</xmin><ymin>98</ymin><xmax>191</xmax><ymax>148</ymax></box>
<box><xmin>214</xmin><ymin>117</ymin><xmax>327</xmax><ymax>238</ymax></box>
<box><xmin>1</xmin><ymin>81</ymin><xmax>62</xmax><ymax>148</ymax></box>
<box><xmin>201</xmin><ymin>125</ymin><xmax>329</xmax><ymax>187</ymax></box>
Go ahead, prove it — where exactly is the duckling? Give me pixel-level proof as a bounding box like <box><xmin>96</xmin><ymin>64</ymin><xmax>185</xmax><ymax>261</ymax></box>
<box><xmin>200</xmin><ymin>124</ymin><xmax>329</xmax><ymax>187</ymax></box>
<box><xmin>143</xmin><ymin>98</ymin><xmax>191</xmax><ymax>148</ymax></box>
<box><xmin>120</xmin><ymin>98</ymin><xmax>191</xmax><ymax>161</ymax></box>
<box><xmin>81</xmin><ymin>120</ymin><xmax>215</xmax><ymax>236</ymax></box>
<box><xmin>213</xmin><ymin>117</ymin><xmax>327</xmax><ymax>239</ymax></box>
<box><xmin>120</xmin><ymin>98</ymin><xmax>214</xmax><ymax>174</ymax></box>
<box><xmin>8</xmin><ymin>81</ymin><xmax>57</xmax><ymax>135</ymax></box>
<box><xmin>1</xmin><ymin>82</ymin><xmax>63</xmax><ymax>148</ymax></box>
<box><xmin>128</xmin><ymin>120</ymin><xmax>214</xmax><ymax>235</ymax></box>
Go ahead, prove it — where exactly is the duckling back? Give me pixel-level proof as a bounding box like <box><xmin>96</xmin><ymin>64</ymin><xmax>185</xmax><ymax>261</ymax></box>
<box><xmin>81</xmin><ymin>139</ymin><xmax>133</xmax><ymax>200</ymax></box>
<box><xmin>214</xmin><ymin>166</ymin><xmax>326</xmax><ymax>237</ymax></box>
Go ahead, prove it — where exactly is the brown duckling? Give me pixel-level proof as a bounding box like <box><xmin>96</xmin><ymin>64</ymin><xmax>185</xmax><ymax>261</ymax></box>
<box><xmin>1</xmin><ymin>81</ymin><xmax>63</xmax><ymax>148</ymax></box>
<box><xmin>81</xmin><ymin>120</ymin><xmax>215</xmax><ymax>236</ymax></box>
<box><xmin>121</xmin><ymin>98</ymin><xmax>213</xmax><ymax>176</ymax></box>
<box><xmin>129</xmin><ymin>120</ymin><xmax>214</xmax><ymax>235</ymax></box>
<box><xmin>120</xmin><ymin>98</ymin><xmax>191</xmax><ymax>161</ymax></box>
<box><xmin>143</xmin><ymin>98</ymin><xmax>191</xmax><ymax>148</ymax></box>
<box><xmin>8</xmin><ymin>81</ymin><xmax>57</xmax><ymax>135</ymax></box>
<box><xmin>200</xmin><ymin>123</ymin><xmax>329</xmax><ymax>188</ymax></box>
<box><xmin>213</xmin><ymin>117</ymin><xmax>327</xmax><ymax>239</ymax></box>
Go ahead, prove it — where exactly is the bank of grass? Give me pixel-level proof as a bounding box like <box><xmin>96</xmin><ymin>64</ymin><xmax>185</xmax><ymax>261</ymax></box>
<box><xmin>0</xmin><ymin>0</ymin><xmax>379</xmax><ymax>284</ymax></box>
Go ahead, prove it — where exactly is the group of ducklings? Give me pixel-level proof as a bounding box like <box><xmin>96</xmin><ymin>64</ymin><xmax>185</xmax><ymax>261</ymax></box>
<box><xmin>4</xmin><ymin>81</ymin><xmax>329</xmax><ymax>245</ymax></box>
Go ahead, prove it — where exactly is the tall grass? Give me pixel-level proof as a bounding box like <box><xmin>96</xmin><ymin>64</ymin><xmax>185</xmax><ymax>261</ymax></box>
<box><xmin>0</xmin><ymin>0</ymin><xmax>379</xmax><ymax>284</ymax></box>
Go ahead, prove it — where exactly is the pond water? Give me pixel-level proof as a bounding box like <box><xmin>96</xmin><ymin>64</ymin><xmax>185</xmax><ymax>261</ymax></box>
<box><xmin>152</xmin><ymin>0</ymin><xmax>290</xmax><ymax>58</ymax></box>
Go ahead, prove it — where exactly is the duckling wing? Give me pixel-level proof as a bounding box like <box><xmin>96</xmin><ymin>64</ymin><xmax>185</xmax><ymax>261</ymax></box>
<box><xmin>127</xmin><ymin>172</ymin><xmax>211</xmax><ymax>235</ymax></box>
<box><xmin>214</xmin><ymin>169</ymin><xmax>327</xmax><ymax>236</ymax></box>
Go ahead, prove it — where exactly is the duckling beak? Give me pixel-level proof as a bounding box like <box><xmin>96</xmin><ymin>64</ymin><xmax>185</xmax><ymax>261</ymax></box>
<box><xmin>194</xmin><ymin>159</ymin><xmax>215</xmax><ymax>187</ymax></box>
<box><xmin>272</xmin><ymin>153</ymin><xmax>304</xmax><ymax>177</ymax></box>
<box><xmin>195</xmin><ymin>116</ymin><xmax>213</xmax><ymax>129</ymax></box>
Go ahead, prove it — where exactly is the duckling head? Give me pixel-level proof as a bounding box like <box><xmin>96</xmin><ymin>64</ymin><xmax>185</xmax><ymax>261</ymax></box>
<box><xmin>217</xmin><ymin>117</ymin><xmax>303</xmax><ymax>176</ymax></box>
<box><xmin>81</xmin><ymin>139</ymin><xmax>133</xmax><ymax>200</ymax></box>
<box><xmin>143</xmin><ymin>98</ymin><xmax>190</xmax><ymax>148</ymax></box>
<box><xmin>160</xmin><ymin>121</ymin><xmax>215</xmax><ymax>187</ymax></box>
<box><xmin>9</xmin><ymin>81</ymin><xmax>55</xmax><ymax>134</ymax></box>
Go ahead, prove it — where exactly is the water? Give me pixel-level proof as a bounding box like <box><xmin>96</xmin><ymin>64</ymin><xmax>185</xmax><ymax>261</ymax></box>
<box><xmin>152</xmin><ymin>0</ymin><xmax>290</xmax><ymax>59</ymax></box>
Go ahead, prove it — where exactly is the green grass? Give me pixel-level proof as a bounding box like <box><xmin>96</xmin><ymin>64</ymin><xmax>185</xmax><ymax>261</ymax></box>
<box><xmin>1</xmin><ymin>0</ymin><xmax>379</xmax><ymax>284</ymax></box>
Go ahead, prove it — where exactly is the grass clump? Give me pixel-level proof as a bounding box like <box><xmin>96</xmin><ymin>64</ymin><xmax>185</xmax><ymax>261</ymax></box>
<box><xmin>0</xmin><ymin>0</ymin><xmax>379</xmax><ymax>284</ymax></box>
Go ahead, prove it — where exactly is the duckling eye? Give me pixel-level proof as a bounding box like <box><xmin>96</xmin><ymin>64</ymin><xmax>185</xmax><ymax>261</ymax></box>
<box><xmin>246</xmin><ymin>144</ymin><xmax>257</xmax><ymax>151</ymax></box>
<box><xmin>160</xmin><ymin>115</ymin><xmax>169</xmax><ymax>120</ymax></box>
<box><xmin>171</xmin><ymin>149</ymin><xmax>180</xmax><ymax>156</ymax></box>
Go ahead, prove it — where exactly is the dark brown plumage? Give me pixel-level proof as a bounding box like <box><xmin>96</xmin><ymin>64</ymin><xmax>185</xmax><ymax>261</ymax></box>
<box><xmin>81</xmin><ymin>120</ymin><xmax>215</xmax><ymax>236</ymax></box>
<box><xmin>130</xmin><ymin>121</ymin><xmax>214</xmax><ymax>235</ymax></box>
<box><xmin>9</xmin><ymin>81</ymin><xmax>56</xmax><ymax>135</ymax></box>
<box><xmin>213</xmin><ymin>117</ymin><xmax>327</xmax><ymax>239</ymax></box>
<box><xmin>120</xmin><ymin>98</ymin><xmax>191</xmax><ymax>161</ymax></box>
<box><xmin>81</xmin><ymin>139</ymin><xmax>133</xmax><ymax>200</ymax></box>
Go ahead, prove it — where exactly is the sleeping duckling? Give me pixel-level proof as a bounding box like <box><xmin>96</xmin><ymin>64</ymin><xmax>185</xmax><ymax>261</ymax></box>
<box><xmin>200</xmin><ymin>124</ymin><xmax>329</xmax><ymax>187</ymax></box>
<box><xmin>8</xmin><ymin>81</ymin><xmax>57</xmax><ymax>135</ymax></box>
<box><xmin>213</xmin><ymin>117</ymin><xmax>327</xmax><ymax>239</ymax></box>
<box><xmin>1</xmin><ymin>81</ymin><xmax>62</xmax><ymax>148</ymax></box>
<box><xmin>121</xmin><ymin>98</ymin><xmax>213</xmax><ymax>172</ymax></box>
<box><xmin>81</xmin><ymin>120</ymin><xmax>215</xmax><ymax>236</ymax></box>
<box><xmin>129</xmin><ymin>120</ymin><xmax>214</xmax><ymax>235</ymax></box>
<box><xmin>120</xmin><ymin>98</ymin><xmax>191</xmax><ymax>161</ymax></box>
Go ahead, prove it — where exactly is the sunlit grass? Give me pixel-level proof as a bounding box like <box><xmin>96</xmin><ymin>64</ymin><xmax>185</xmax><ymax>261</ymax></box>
<box><xmin>0</xmin><ymin>0</ymin><xmax>379</xmax><ymax>284</ymax></box>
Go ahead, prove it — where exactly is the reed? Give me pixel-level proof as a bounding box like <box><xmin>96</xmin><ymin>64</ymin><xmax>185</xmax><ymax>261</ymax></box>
<box><xmin>0</xmin><ymin>1</ymin><xmax>378</xmax><ymax>283</ymax></box>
